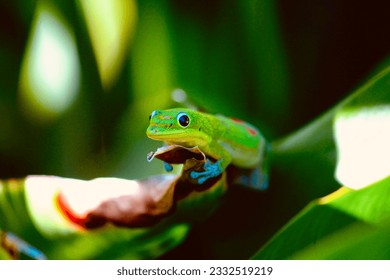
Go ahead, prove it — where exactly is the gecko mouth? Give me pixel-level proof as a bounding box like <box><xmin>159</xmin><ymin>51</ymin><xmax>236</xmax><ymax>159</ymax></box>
<box><xmin>146</xmin><ymin>130</ymin><xmax>189</xmax><ymax>141</ymax></box>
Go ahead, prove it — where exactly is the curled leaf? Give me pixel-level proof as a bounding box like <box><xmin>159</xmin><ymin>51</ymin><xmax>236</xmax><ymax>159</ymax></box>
<box><xmin>79</xmin><ymin>175</ymin><xmax>177</xmax><ymax>228</ymax></box>
<box><xmin>147</xmin><ymin>144</ymin><xmax>206</xmax><ymax>164</ymax></box>
<box><xmin>83</xmin><ymin>145</ymin><xmax>224</xmax><ymax>228</ymax></box>
<box><xmin>25</xmin><ymin>145</ymin><xmax>226</xmax><ymax>236</ymax></box>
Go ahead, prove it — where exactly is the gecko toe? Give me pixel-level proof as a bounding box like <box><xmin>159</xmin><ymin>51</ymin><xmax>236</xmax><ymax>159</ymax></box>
<box><xmin>163</xmin><ymin>162</ymin><xmax>173</xmax><ymax>172</ymax></box>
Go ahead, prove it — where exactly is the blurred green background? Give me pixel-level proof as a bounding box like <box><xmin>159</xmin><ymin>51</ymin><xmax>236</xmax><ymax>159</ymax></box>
<box><xmin>1</xmin><ymin>0</ymin><xmax>390</xmax><ymax>259</ymax></box>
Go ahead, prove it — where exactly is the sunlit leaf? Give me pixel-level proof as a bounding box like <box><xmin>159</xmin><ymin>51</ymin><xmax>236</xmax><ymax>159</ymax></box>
<box><xmin>18</xmin><ymin>0</ymin><xmax>81</xmax><ymax>124</ymax></box>
<box><xmin>25</xmin><ymin>145</ymin><xmax>225</xmax><ymax>235</ymax></box>
<box><xmin>253</xmin><ymin>176</ymin><xmax>390</xmax><ymax>259</ymax></box>
<box><xmin>4</xmin><ymin>145</ymin><xmax>226</xmax><ymax>259</ymax></box>
<box><xmin>78</xmin><ymin>0</ymin><xmax>137</xmax><ymax>90</ymax></box>
<box><xmin>334</xmin><ymin>69</ymin><xmax>390</xmax><ymax>190</ymax></box>
<box><xmin>272</xmin><ymin>65</ymin><xmax>390</xmax><ymax>199</ymax></box>
<box><xmin>248</xmin><ymin>65</ymin><xmax>390</xmax><ymax>260</ymax></box>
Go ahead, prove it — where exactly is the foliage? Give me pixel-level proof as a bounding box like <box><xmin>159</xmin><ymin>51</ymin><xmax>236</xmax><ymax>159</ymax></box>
<box><xmin>1</xmin><ymin>0</ymin><xmax>390</xmax><ymax>259</ymax></box>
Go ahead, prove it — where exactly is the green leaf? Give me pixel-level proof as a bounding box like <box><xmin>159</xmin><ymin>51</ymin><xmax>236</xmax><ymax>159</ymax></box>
<box><xmin>77</xmin><ymin>0</ymin><xmax>137</xmax><ymax>90</ymax></box>
<box><xmin>237</xmin><ymin>0</ymin><xmax>290</xmax><ymax>129</ymax></box>
<box><xmin>253</xmin><ymin>176</ymin><xmax>390</xmax><ymax>259</ymax></box>
<box><xmin>334</xmin><ymin>68</ymin><xmax>390</xmax><ymax>190</ymax></box>
<box><xmin>250</xmin><ymin>65</ymin><xmax>390</xmax><ymax>260</ymax></box>
<box><xmin>0</xmin><ymin>247</ymin><xmax>11</xmax><ymax>260</ymax></box>
<box><xmin>272</xmin><ymin>65</ymin><xmax>390</xmax><ymax>201</ymax></box>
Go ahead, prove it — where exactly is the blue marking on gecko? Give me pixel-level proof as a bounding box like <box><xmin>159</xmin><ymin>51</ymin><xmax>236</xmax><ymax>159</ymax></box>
<box><xmin>163</xmin><ymin>162</ymin><xmax>173</xmax><ymax>172</ymax></box>
<box><xmin>190</xmin><ymin>159</ymin><xmax>223</xmax><ymax>184</ymax></box>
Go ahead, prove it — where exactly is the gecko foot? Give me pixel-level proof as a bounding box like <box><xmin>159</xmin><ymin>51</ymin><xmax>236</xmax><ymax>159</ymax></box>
<box><xmin>190</xmin><ymin>159</ymin><xmax>223</xmax><ymax>184</ymax></box>
<box><xmin>163</xmin><ymin>162</ymin><xmax>174</xmax><ymax>172</ymax></box>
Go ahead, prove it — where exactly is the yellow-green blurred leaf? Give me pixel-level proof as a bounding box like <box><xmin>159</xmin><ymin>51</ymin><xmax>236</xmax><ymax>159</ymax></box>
<box><xmin>78</xmin><ymin>0</ymin><xmax>137</xmax><ymax>90</ymax></box>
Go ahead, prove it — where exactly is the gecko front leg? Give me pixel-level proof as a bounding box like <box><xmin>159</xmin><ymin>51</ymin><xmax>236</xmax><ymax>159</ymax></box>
<box><xmin>163</xmin><ymin>162</ymin><xmax>173</xmax><ymax>172</ymax></box>
<box><xmin>190</xmin><ymin>143</ymin><xmax>231</xmax><ymax>184</ymax></box>
<box><xmin>190</xmin><ymin>159</ymin><xmax>224</xmax><ymax>184</ymax></box>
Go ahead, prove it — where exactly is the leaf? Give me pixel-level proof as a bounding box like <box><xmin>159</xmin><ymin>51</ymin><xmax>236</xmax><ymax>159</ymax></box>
<box><xmin>334</xmin><ymin>68</ymin><xmax>390</xmax><ymax>190</ymax></box>
<box><xmin>0</xmin><ymin>145</ymin><xmax>225</xmax><ymax>259</ymax></box>
<box><xmin>24</xmin><ymin>146</ymin><xmax>225</xmax><ymax>231</ymax></box>
<box><xmin>253</xmin><ymin>176</ymin><xmax>390</xmax><ymax>259</ymax></box>
<box><xmin>18</xmin><ymin>0</ymin><xmax>81</xmax><ymax>123</ymax></box>
<box><xmin>237</xmin><ymin>0</ymin><xmax>290</xmax><ymax>128</ymax></box>
<box><xmin>272</xmin><ymin>65</ymin><xmax>390</xmax><ymax>201</ymax></box>
<box><xmin>1</xmin><ymin>231</ymin><xmax>47</xmax><ymax>260</ymax></box>
<box><xmin>0</xmin><ymin>247</ymin><xmax>11</xmax><ymax>260</ymax></box>
<box><xmin>0</xmin><ymin>171</ymin><xmax>225</xmax><ymax>259</ymax></box>
<box><xmin>248</xmin><ymin>65</ymin><xmax>390</xmax><ymax>260</ymax></box>
<box><xmin>77</xmin><ymin>0</ymin><xmax>137</xmax><ymax>90</ymax></box>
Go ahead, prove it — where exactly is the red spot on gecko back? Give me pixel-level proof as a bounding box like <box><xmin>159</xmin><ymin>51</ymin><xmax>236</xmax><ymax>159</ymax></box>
<box><xmin>247</xmin><ymin>127</ymin><xmax>258</xmax><ymax>136</ymax></box>
<box><xmin>230</xmin><ymin>117</ymin><xmax>258</xmax><ymax>136</ymax></box>
<box><xmin>230</xmin><ymin>117</ymin><xmax>244</xmax><ymax>124</ymax></box>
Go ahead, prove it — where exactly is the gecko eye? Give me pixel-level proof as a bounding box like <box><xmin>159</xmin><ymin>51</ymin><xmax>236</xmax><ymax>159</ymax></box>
<box><xmin>177</xmin><ymin>112</ymin><xmax>190</xmax><ymax>127</ymax></box>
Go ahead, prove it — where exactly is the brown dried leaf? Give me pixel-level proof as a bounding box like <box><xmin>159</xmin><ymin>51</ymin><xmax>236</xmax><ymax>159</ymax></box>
<box><xmin>147</xmin><ymin>144</ymin><xmax>207</xmax><ymax>164</ymax></box>
<box><xmin>84</xmin><ymin>175</ymin><xmax>178</xmax><ymax>228</ymax></box>
<box><xmin>81</xmin><ymin>145</ymin><xmax>223</xmax><ymax>228</ymax></box>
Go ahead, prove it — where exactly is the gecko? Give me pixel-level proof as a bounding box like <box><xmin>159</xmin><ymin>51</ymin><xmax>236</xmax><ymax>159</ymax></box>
<box><xmin>146</xmin><ymin>108</ymin><xmax>268</xmax><ymax>190</ymax></box>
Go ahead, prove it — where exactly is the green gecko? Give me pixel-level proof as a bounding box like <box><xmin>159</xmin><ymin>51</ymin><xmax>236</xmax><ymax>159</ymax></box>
<box><xmin>146</xmin><ymin>108</ymin><xmax>268</xmax><ymax>190</ymax></box>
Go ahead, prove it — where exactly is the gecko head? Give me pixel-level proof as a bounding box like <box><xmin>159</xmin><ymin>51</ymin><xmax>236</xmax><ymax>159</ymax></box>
<box><xmin>146</xmin><ymin>108</ymin><xmax>211</xmax><ymax>145</ymax></box>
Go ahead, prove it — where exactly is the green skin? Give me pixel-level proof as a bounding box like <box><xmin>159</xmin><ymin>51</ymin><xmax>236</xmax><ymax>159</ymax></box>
<box><xmin>147</xmin><ymin>108</ymin><xmax>266</xmax><ymax>185</ymax></box>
